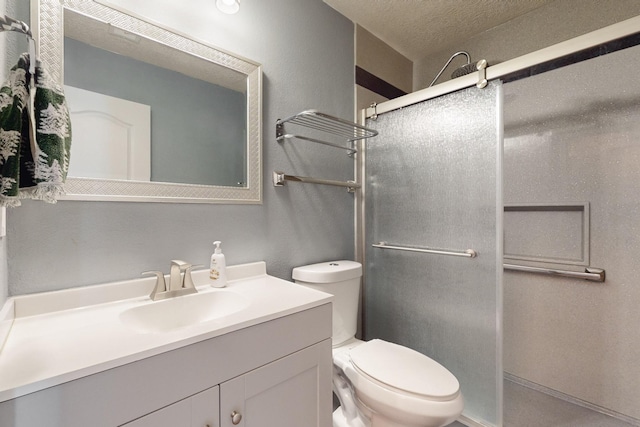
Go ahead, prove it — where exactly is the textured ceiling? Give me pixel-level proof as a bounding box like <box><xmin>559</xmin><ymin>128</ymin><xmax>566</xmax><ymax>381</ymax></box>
<box><xmin>323</xmin><ymin>0</ymin><xmax>555</xmax><ymax>61</ymax></box>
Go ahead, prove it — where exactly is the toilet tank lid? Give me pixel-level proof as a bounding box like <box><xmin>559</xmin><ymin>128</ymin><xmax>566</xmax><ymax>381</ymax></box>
<box><xmin>292</xmin><ymin>260</ymin><xmax>362</xmax><ymax>283</ymax></box>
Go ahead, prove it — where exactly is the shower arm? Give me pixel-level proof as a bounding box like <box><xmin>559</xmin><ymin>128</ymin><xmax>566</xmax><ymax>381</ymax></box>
<box><xmin>429</xmin><ymin>51</ymin><xmax>471</xmax><ymax>87</ymax></box>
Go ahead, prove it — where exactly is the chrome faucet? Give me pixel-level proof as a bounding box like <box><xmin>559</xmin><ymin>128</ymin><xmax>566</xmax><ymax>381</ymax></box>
<box><xmin>142</xmin><ymin>260</ymin><xmax>201</xmax><ymax>301</ymax></box>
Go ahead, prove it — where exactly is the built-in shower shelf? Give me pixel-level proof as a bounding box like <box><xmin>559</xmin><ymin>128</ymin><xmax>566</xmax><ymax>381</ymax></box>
<box><xmin>276</xmin><ymin>110</ymin><xmax>378</xmax><ymax>155</ymax></box>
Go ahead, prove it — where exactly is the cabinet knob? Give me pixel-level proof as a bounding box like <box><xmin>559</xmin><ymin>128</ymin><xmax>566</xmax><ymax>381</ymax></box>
<box><xmin>231</xmin><ymin>410</ymin><xmax>242</xmax><ymax>425</ymax></box>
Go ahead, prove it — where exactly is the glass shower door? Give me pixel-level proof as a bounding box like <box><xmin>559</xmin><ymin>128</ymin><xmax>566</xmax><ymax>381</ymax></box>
<box><xmin>364</xmin><ymin>81</ymin><xmax>504</xmax><ymax>426</ymax></box>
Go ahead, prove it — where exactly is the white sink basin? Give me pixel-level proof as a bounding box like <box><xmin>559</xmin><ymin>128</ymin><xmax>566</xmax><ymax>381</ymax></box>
<box><xmin>119</xmin><ymin>290</ymin><xmax>250</xmax><ymax>333</ymax></box>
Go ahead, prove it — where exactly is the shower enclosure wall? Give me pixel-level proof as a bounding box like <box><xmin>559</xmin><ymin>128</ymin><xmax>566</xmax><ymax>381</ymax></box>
<box><xmin>502</xmin><ymin>40</ymin><xmax>640</xmax><ymax>425</ymax></box>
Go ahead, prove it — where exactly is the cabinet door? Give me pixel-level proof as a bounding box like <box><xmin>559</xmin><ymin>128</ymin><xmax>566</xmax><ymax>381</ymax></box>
<box><xmin>191</xmin><ymin>386</ymin><xmax>220</xmax><ymax>427</ymax></box>
<box><xmin>122</xmin><ymin>386</ymin><xmax>219</xmax><ymax>427</ymax></box>
<box><xmin>121</xmin><ymin>398</ymin><xmax>190</xmax><ymax>427</ymax></box>
<box><xmin>220</xmin><ymin>339</ymin><xmax>332</xmax><ymax>427</ymax></box>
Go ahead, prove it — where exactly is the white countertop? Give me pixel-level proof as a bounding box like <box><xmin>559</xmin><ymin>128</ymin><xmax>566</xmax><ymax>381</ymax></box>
<box><xmin>0</xmin><ymin>262</ymin><xmax>332</xmax><ymax>403</ymax></box>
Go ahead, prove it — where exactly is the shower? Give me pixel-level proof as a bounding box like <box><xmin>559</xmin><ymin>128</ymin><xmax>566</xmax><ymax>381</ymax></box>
<box><xmin>363</xmin><ymin>30</ymin><xmax>640</xmax><ymax>426</ymax></box>
<box><xmin>429</xmin><ymin>51</ymin><xmax>481</xmax><ymax>87</ymax></box>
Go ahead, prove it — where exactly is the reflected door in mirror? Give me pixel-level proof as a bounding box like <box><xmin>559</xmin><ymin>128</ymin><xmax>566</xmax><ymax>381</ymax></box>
<box><xmin>65</xmin><ymin>85</ymin><xmax>151</xmax><ymax>181</ymax></box>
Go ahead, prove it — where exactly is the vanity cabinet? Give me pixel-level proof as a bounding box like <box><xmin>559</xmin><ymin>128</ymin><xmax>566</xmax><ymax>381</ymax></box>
<box><xmin>0</xmin><ymin>304</ymin><xmax>332</xmax><ymax>427</ymax></box>
<box><xmin>123</xmin><ymin>386</ymin><xmax>219</xmax><ymax>427</ymax></box>
<box><xmin>220</xmin><ymin>340</ymin><xmax>328</xmax><ymax>427</ymax></box>
<box><xmin>123</xmin><ymin>340</ymin><xmax>328</xmax><ymax>427</ymax></box>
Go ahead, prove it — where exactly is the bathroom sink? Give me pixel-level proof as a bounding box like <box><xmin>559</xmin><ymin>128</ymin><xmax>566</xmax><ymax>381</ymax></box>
<box><xmin>119</xmin><ymin>290</ymin><xmax>250</xmax><ymax>333</ymax></box>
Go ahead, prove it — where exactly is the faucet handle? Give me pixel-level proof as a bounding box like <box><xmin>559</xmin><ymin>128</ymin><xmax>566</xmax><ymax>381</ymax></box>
<box><xmin>170</xmin><ymin>260</ymin><xmax>191</xmax><ymax>270</ymax></box>
<box><xmin>184</xmin><ymin>264</ymin><xmax>204</xmax><ymax>289</ymax></box>
<box><xmin>142</xmin><ymin>270</ymin><xmax>167</xmax><ymax>300</ymax></box>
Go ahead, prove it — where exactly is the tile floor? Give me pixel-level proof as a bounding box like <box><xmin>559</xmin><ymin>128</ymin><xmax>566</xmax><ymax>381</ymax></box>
<box><xmin>446</xmin><ymin>378</ymin><xmax>638</xmax><ymax>427</ymax></box>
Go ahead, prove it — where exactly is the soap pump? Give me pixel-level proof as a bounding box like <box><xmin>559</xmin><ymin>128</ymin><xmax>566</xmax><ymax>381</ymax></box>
<box><xmin>210</xmin><ymin>241</ymin><xmax>227</xmax><ymax>288</ymax></box>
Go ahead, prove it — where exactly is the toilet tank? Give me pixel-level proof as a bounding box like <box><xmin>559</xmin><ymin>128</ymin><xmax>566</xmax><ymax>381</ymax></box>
<box><xmin>292</xmin><ymin>260</ymin><xmax>362</xmax><ymax>347</ymax></box>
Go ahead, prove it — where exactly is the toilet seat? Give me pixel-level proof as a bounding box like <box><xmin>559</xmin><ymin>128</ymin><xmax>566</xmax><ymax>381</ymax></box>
<box><xmin>349</xmin><ymin>339</ymin><xmax>460</xmax><ymax>401</ymax></box>
<box><xmin>333</xmin><ymin>339</ymin><xmax>464</xmax><ymax>427</ymax></box>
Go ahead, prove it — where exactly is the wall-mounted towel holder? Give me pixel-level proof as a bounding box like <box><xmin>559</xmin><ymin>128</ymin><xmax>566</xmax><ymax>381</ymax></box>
<box><xmin>1</xmin><ymin>15</ymin><xmax>37</xmax><ymax>75</ymax></box>
<box><xmin>273</xmin><ymin>110</ymin><xmax>377</xmax><ymax>192</ymax></box>
<box><xmin>372</xmin><ymin>242</ymin><xmax>477</xmax><ymax>258</ymax></box>
<box><xmin>272</xmin><ymin>171</ymin><xmax>361</xmax><ymax>193</ymax></box>
<box><xmin>0</xmin><ymin>14</ymin><xmax>31</xmax><ymax>37</ymax></box>
<box><xmin>276</xmin><ymin>110</ymin><xmax>378</xmax><ymax>156</ymax></box>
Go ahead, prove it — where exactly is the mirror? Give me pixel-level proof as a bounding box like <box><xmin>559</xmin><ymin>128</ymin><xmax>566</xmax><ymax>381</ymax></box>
<box><xmin>37</xmin><ymin>0</ymin><xmax>262</xmax><ymax>203</ymax></box>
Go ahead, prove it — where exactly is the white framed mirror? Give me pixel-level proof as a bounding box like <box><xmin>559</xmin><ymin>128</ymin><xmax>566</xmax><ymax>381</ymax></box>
<box><xmin>35</xmin><ymin>0</ymin><xmax>262</xmax><ymax>203</ymax></box>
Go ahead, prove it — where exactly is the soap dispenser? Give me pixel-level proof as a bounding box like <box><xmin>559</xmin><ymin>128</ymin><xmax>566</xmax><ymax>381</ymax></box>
<box><xmin>210</xmin><ymin>241</ymin><xmax>227</xmax><ymax>288</ymax></box>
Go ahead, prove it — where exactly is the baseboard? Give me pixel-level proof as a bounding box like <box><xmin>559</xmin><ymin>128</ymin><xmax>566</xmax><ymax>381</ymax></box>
<box><xmin>504</xmin><ymin>372</ymin><xmax>640</xmax><ymax>427</ymax></box>
<box><xmin>458</xmin><ymin>413</ymin><xmax>496</xmax><ymax>427</ymax></box>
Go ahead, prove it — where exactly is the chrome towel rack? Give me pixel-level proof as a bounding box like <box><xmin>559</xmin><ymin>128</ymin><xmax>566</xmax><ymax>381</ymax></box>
<box><xmin>276</xmin><ymin>110</ymin><xmax>378</xmax><ymax>156</ymax></box>
<box><xmin>372</xmin><ymin>242</ymin><xmax>477</xmax><ymax>258</ymax></box>
<box><xmin>273</xmin><ymin>171</ymin><xmax>360</xmax><ymax>193</ymax></box>
<box><xmin>504</xmin><ymin>264</ymin><xmax>605</xmax><ymax>282</ymax></box>
<box><xmin>273</xmin><ymin>110</ymin><xmax>377</xmax><ymax>192</ymax></box>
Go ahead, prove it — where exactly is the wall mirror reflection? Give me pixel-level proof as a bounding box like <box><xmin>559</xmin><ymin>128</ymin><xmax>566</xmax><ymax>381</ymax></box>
<box><xmin>38</xmin><ymin>0</ymin><xmax>262</xmax><ymax>203</ymax></box>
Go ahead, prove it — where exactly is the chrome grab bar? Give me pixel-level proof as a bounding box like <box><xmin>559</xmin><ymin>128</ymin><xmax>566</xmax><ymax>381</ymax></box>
<box><xmin>504</xmin><ymin>264</ymin><xmax>605</xmax><ymax>282</ymax></box>
<box><xmin>372</xmin><ymin>242</ymin><xmax>477</xmax><ymax>258</ymax></box>
<box><xmin>372</xmin><ymin>242</ymin><xmax>605</xmax><ymax>282</ymax></box>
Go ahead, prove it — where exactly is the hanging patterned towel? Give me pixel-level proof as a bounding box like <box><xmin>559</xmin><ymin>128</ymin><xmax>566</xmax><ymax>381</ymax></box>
<box><xmin>0</xmin><ymin>53</ymin><xmax>71</xmax><ymax>207</ymax></box>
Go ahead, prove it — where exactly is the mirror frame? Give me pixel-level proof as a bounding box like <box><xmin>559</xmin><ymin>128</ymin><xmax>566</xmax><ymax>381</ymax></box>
<box><xmin>35</xmin><ymin>0</ymin><xmax>262</xmax><ymax>204</ymax></box>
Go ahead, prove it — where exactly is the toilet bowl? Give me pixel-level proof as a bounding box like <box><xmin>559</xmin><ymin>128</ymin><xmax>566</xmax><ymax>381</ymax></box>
<box><xmin>293</xmin><ymin>260</ymin><xmax>464</xmax><ymax>427</ymax></box>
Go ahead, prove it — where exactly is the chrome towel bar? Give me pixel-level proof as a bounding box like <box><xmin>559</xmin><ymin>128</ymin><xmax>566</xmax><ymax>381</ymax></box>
<box><xmin>504</xmin><ymin>264</ymin><xmax>605</xmax><ymax>282</ymax></box>
<box><xmin>272</xmin><ymin>171</ymin><xmax>360</xmax><ymax>193</ymax></box>
<box><xmin>276</xmin><ymin>134</ymin><xmax>358</xmax><ymax>155</ymax></box>
<box><xmin>372</xmin><ymin>242</ymin><xmax>477</xmax><ymax>258</ymax></box>
<box><xmin>372</xmin><ymin>243</ymin><xmax>605</xmax><ymax>282</ymax></box>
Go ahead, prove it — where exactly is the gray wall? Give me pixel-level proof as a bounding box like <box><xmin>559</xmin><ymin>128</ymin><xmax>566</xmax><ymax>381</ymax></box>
<box><xmin>7</xmin><ymin>0</ymin><xmax>355</xmax><ymax>295</ymax></box>
<box><xmin>64</xmin><ymin>37</ymin><xmax>246</xmax><ymax>187</ymax></box>
<box><xmin>0</xmin><ymin>0</ymin><xmax>29</xmax><ymax>306</ymax></box>
<box><xmin>413</xmin><ymin>0</ymin><xmax>640</xmax><ymax>91</ymax></box>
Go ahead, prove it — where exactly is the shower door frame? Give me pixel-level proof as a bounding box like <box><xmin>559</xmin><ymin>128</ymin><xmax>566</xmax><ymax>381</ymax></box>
<box><xmin>354</xmin><ymin>14</ymin><xmax>640</xmax><ymax>427</ymax></box>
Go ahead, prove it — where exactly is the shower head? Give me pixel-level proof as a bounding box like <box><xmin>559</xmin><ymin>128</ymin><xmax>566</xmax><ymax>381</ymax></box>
<box><xmin>429</xmin><ymin>51</ymin><xmax>483</xmax><ymax>87</ymax></box>
<box><xmin>451</xmin><ymin>62</ymin><xmax>479</xmax><ymax>78</ymax></box>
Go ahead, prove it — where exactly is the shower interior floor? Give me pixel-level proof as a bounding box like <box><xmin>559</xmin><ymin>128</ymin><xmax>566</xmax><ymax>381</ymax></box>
<box><xmin>446</xmin><ymin>377</ymin><xmax>638</xmax><ymax>427</ymax></box>
<box><xmin>503</xmin><ymin>378</ymin><xmax>637</xmax><ymax>427</ymax></box>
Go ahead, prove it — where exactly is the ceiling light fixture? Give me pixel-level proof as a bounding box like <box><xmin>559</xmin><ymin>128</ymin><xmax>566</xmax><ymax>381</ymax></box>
<box><xmin>216</xmin><ymin>0</ymin><xmax>240</xmax><ymax>14</ymax></box>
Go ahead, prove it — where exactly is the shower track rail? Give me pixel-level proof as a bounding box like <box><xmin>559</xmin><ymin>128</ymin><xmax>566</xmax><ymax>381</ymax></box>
<box><xmin>504</xmin><ymin>264</ymin><xmax>605</xmax><ymax>282</ymax></box>
<box><xmin>372</xmin><ymin>242</ymin><xmax>477</xmax><ymax>258</ymax></box>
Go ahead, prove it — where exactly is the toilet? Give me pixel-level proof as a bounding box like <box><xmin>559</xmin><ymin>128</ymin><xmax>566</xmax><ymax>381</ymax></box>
<box><xmin>293</xmin><ymin>260</ymin><xmax>464</xmax><ymax>427</ymax></box>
